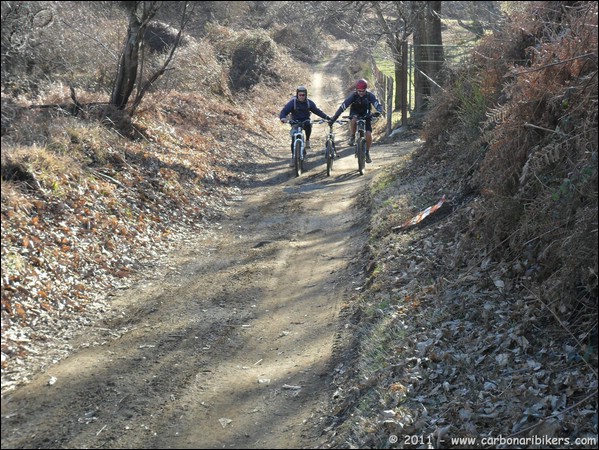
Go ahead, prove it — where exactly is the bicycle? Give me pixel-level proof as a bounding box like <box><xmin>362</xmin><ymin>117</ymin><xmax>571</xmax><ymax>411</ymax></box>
<box><xmin>286</xmin><ymin>118</ymin><xmax>313</xmax><ymax>177</ymax></box>
<box><xmin>318</xmin><ymin>119</ymin><xmax>346</xmax><ymax>176</ymax></box>
<box><xmin>344</xmin><ymin>112</ymin><xmax>381</xmax><ymax>176</ymax></box>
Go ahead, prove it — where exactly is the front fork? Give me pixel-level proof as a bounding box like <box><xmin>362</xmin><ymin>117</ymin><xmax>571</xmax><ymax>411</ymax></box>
<box><xmin>355</xmin><ymin>131</ymin><xmax>365</xmax><ymax>156</ymax></box>
<box><xmin>292</xmin><ymin>134</ymin><xmax>304</xmax><ymax>160</ymax></box>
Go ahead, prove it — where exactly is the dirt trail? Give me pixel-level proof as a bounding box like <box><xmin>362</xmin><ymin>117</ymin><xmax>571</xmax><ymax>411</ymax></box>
<box><xmin>1</xmin><ymin>50</ymin><xmax>415</xmax><ymax>449</ymax></box>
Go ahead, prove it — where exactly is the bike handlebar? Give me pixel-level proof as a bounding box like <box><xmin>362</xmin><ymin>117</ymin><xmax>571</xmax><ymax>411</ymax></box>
<box><xmin>286</xmin><ymin>118</ymin><xmax>314</xmax><ymax>126</ymax></box>
<box><xmin>342</xmin><ymin>111</ymin><xmax>383</xmax><ymax>120</ymax></box>
<box><xmin>316</xmin><ymin>119</ymin><xmax>347</xmax><ymax>126</ymax></box>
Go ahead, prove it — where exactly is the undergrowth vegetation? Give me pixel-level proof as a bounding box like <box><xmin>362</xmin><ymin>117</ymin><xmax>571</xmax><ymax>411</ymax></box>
<box><xmin>422</xmin><ymin>1</ymin><xmax>598</xmax><ymax>329</ymax></box>
<box><xmin>326</xmin><ymin>2</ymin><xmax>597</xmax><ymax>447</ymax></box>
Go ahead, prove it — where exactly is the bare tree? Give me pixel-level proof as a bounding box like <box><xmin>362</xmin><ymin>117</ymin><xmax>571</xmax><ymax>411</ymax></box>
<box><xmin>111</xmin><ymin>1</ymin><xmax>158</xmax><ymax>109</ymax></box>
<box><xmin>370</xmin><ymin>1</ymin><xmax>417</xmax><ymax>124</ymax></box>
<box><xmin>128</xmin><ymin>3</ymin><xmax>191</xmax><ymax>114</ymax></box>
<box><xmin>452</xmin><ymin>1</ymin><xmax>501</xmax><ymax>36</ymax></box>
<box><xmin>110</xmin><ymin>1</ymin><xmax>190</xmax><ymax>114</ymax></box>
<box><xmin>321</xmin><ymin>2</ymin><xmax>416</xmax><ymax>124</ymax></box>
<box><xmin>1</xmin><ymin>1</ymin><xmax>55</xmax><ymax>95</ymax></box>
<box><xmin>110</xmin><ymin>1</ymin><xmax>159</xmax><ymax>109</ymax></box>
<box><xmin>315</xmin><ymin>1</ymin><xmax>448</xmax><ymax>120</ymax></box>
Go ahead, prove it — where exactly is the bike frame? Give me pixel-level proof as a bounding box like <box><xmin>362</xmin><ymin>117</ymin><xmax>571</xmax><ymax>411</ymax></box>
<box><xmin>344</xmin><ymin>113</ymin><xmax>379</xmax><ymax>176</ymax></box>
<box><xmin>321</xmin><ymin>119</ymin><xmax>345</xmax><ymax>177</ymax></box>
<box><xmin>354</xmin><ymin>116</ymin><xmax>368</xmax><ymax>175</ymax></box>
<box><xmin>289</xmin><ymin>119</ymin><xmax>311</xmax><ymax>177</ymax></box>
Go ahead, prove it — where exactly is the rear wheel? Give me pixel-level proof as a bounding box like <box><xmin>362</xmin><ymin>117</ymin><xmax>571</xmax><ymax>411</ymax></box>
<box><xmin>326</xmin><ymin>140</ymin><xmax>334</xmax><ymax>176</ymax></box>
<box><xmin>294</xmin><ymin>140</ymin><xmax>302</xmax><ymax>177</ymax></box>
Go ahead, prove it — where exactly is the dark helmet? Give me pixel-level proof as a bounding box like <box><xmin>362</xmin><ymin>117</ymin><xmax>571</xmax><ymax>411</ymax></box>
<box><xmin>296</xmin><ymin>85</ymin><xmax>308</xmax><ymax>96</ymax></box>
<box><xmin>356</xmin><ymin>79</ymin><xmax>368</xmax><ymax>90</ymax></box>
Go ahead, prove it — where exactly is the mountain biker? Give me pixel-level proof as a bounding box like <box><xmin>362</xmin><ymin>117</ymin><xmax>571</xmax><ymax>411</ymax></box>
<box><xmin>329</xmin><ymin>79</ymin><xmax>384</xmax><ymax>163</ymax></box>
<box><xmin>279</xmin><ymin>86</ymin><xmax>331</xmax><ymax>164</ymax></box>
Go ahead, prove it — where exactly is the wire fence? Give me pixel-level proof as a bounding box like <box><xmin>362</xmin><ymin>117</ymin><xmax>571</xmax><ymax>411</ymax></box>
<box><xmin>372</xmin><ymin>43</ymin><xmax>477</xmax><ymax>127</ymax></box>
<box><xmin>372</xmin><ymin>65</ymin><xmax>394</xmax><ymax>135</ymax></box>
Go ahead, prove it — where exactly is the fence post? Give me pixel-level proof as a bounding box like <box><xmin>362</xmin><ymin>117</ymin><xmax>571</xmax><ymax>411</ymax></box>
<box><xmin>371</xmin><ymin>59</ymin><xmax>396</xmax><ymax>135</ymax></box>
<box><xmin>386</xmin><ymin>75</ymin><xmax>392</xmax><ymax>134</ymax></box>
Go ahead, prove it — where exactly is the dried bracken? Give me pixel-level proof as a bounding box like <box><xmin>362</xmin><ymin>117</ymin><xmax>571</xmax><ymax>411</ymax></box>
<box><xmin>326</xmin><ymin>2</ymin><xmax>597</xmax><ymax>448</ymax></box>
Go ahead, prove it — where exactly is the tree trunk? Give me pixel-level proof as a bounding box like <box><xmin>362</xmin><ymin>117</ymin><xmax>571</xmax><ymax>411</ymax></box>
<box><xmin>428</xmin><ymin>0</ymin><xmax>444</xmax><ymax>93</ymax></box>
<box><xmin>394</xmin><ymin>60</ymin><xmax>403</xmax><ymax>112</ymax></box>
<box><xmin>110</xmin><ymin>1</ymin><xmax>162</xmax><ymax>111</ymax></box>
<box><xmin>111</xmin><ymin>3</ymin><xmax>144</xmax><ymax>109</ymax></box>
<box><xmin>386</xmin><ymin>34</ymin><xmax>403</xmax><ymax>113</ymax></box>
<box><xmin>400</xmin><ymin>40</ymin><xmax>408</xmax><ymax>125</ymax></box>
<box><xmin>412</xmin><ymin>1</ymin><xmax>429</xmax><ymax>114</ymax></box>
<box><xmin>413</xmin><ymin>1</ymin><xmax>445</xmax><ymax>114</ymax></box>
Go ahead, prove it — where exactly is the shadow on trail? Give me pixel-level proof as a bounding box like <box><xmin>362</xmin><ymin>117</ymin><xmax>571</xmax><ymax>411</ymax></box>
<box><xmin>236</xmin><ymin>132</ymin><xmax>373</xmax><ymax>194</ymax></box>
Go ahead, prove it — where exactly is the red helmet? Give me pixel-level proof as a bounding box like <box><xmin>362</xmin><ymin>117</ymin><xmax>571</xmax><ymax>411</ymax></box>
<box><xmin>356</xmin><ymin>79</ymin><xmax>368</xmax><ymax>90</ymax></box>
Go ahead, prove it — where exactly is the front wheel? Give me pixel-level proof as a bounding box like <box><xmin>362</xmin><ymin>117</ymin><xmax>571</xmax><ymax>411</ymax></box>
<box><xmin>326</xmin><ymin>140</ymin><xmax>334</xmax><ymax>176</ymax></box>
<box><xmin>357</xmin><ymin>139</ymin><xmax>366</xmax><ymax>175</ymax></box>
<box><xmin>294</xmin><ymin>139</ymin><xmax>302</xmax><ymax>177</ymax></box>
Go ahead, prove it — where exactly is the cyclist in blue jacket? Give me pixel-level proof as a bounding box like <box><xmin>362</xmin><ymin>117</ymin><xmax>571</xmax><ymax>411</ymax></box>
<box><xmin>330</xmin><ymin>79</ymin><xmax>384</xmax><ymax>163</ymax></box>
<box><xmin>280</xmin><ymin>86</ymin><xmax>331</xmax><ymax>162</ymax></box>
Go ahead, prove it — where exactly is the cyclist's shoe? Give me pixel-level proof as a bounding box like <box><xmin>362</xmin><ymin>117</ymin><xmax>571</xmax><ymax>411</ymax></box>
<box><xmin>305</xmin><ymin>140</ymin><xmax>311</xmax><ymax>149</ymax></box>
<box><xmin>348</xmin><ymin>136</ymin><xmax>355</xmax><ymax>146</ymax></box>
<box><xmin>366</xmin><ymin>153</ymin><xmax>372</xmax><ymax>164</ymax></box>
<box><xmin>289</xmin><ymin>158</ymin><xmax>295</xmax><ymax>167</ymax></box>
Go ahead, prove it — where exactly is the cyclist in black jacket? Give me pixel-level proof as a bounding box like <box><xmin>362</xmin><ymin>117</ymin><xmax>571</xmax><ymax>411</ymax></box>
<box><xmin>280</xmin><ymin>86</ymin><xmax>331</xmax><ymax>160</ymax></box>
<box><xmin>330</xmin><ymin>79</ymin><xmax>384</xmax><ymax>163</ymax></box>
